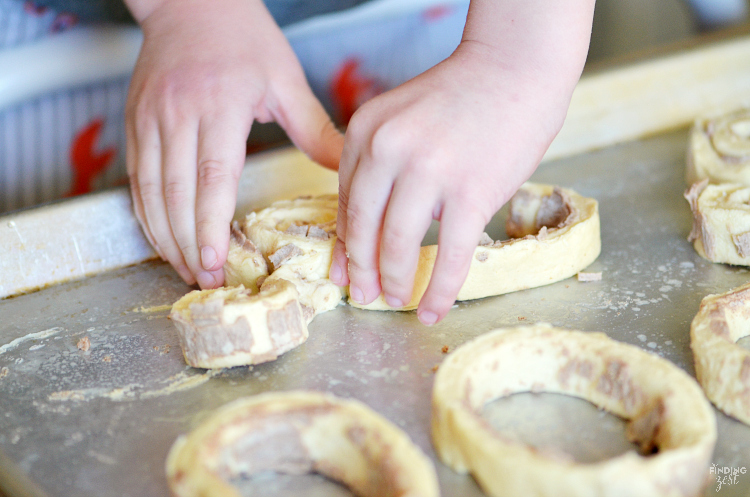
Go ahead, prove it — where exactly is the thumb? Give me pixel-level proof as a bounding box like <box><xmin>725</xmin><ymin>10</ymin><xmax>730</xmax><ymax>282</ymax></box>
<box><xmin>276</xmin><ymin>81</ymin><xmax>344</xmax><ymax>171</ymax></box>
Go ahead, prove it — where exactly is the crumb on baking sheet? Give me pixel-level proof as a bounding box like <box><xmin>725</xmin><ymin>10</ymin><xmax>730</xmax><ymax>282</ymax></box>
<box><xmin>431</xmin><ymin>365</ymin><xmax>439</xmax><ymax>373</ymax></box>
<box><xmin>102</xmin><ymin>355</ymin><xmax>112</xmax><ymax>363</ymax></box>
<box><xmin>0</xmin><ymin>367</ymin><xmax>8</xmax><ymax>379</ymax></box>
<box><xmin>441</xmin><ymin>345</ymin><xmax>449</xmax><ymax>354</ymax></box>
<box><xmin>77</xmin><ymin>337</ymin><xmax>90</xmax><ymax>352</ymax></box>
<box><xmin>577</xmin><ymin>271</ymin><xmax>602</xmax><ymax>282</ymax></box>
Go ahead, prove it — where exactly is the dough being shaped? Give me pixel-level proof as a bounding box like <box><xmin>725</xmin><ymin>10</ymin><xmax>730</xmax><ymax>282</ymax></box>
<box><xmin>685</xmin><ymin>180</ymin><xmax>750</xmax><ymax>265</ymax></box>
<box><xmin>172</xmin><ymin>195</ymin><xmax>344</xmax><ymax>369</ymax></box>
<box><xmin>354</xmin><ymin>183</ymin><xmax>601</xmax><ymax>311</ymax></box>
<box><xmin>240</xmin><ymin>194</ymin><xmax>343</xmax><ymax>320</ymax></box>
<box><xmin>432</xmin><ymin>324</ymin><xmax>716</xmax><ymax>497</ymax></box>
<box><xmin>170</xmin><ymin>280</ymin><xmax>307</xmax><ymax>369</ymax></box>
<box><xmin>222</xmin><ymin>222</ymin><xmax>268</xmax><ymax>292</ymax></box>
<box><xmin>691</xmin><ymin>282</ymin><xmax>750</xmax><ymax>425</ymax></box>
<box><xmin>173</xmin><ymin>186</ymin><xmax>599</xmax><ymax>367</ymax></box>
<box><xmin>686</xmin><ymin>107</ymin><xmax>750</xmax><ymax>185</ymax></box>
<box><xmin>166</xmin><ymin>391</ymin><xmax>440</xmax><ymax>497</ymax></box>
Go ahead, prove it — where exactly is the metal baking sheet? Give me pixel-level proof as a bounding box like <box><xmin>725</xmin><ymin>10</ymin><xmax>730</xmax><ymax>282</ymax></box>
<box><xmin>2</xmin><ymin>130</ymin><xmax>750</xmax><ymax>497</ymax></box>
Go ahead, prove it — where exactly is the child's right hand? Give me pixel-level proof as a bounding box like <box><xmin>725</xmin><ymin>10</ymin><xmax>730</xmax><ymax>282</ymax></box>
<box><xmin>124</xmin><ymin>0</ymin><xmax>343</xmax><ymax>289</ymax></box>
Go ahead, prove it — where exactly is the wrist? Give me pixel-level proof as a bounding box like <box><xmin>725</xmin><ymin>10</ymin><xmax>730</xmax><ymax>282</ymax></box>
<box><xmin>461</xmin><ymin>0</ymin><xmax>595</xmax><ymax>95</ymax></box>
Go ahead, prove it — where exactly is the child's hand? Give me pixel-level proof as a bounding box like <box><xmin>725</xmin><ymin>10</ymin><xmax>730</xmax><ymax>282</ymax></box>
<box><xmin>328</xmin><ymin>0</ymin><xmax>595</xmax><ymax>325</ymax></box>
<box><xmin>124</xmin><ymin>0</ymin><xmax>343</xmax><ymax>289</ymax></box>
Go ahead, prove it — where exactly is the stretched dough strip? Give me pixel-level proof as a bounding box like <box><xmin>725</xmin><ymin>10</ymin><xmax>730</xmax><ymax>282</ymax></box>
<box><xmin>691</xmin><ymin>282</ymin><xmax>750</xmax><ymax>425</ymax></box>
<box><xmin>354</xmin><ymin>183</ymin><xmax>601</xmax><ymax>310</ymax></box>
<box><xmin>686</xmin><ymin>107</ymin><xmax>750</xmax><ymax>186</ymax></box>
<box><xmin>432</xmin><ymin>324</ymin><xmax>716</xmax><ymax>497</ymax></box>
<box><xmin>685</xmin><ymin>180</ymin><xmax>750</xmax><ymax>266</ymax></box>
<box><xmin>166</xmin><ymin>391</ymin><xmax>440</xmax><ymax>497</ymax></box>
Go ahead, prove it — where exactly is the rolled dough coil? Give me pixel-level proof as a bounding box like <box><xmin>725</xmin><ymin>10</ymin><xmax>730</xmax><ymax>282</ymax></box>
<box><xmin>691</xmin><ymin>281</ymin><xmax>750</xmax><ymax>425</ymax></box>
<box><xmin>353</xmin><ymin>183</ymin><xmax>601</xmax><ymax>311</ymax></box>
<box><xmin>165</xmin><ymin>390</ymin><xmax>440</xmax><ymax>497</ymax></box>
<box><xmin>685</xmin><ymin>180</ymin><xmax>750</xmax><ymax>266</ymax></box>
<box><xmin>232</xmin><ymin>193</ymin><xmax>344</xmax><ymax>320</ymax></box>
<box><xmin>170</xmin><ymin>280</ymin><xmax>307</xmax><ymax>369</ymax></box>
<box><xmin>432</xmin><ymin>324</ymin><xmax>716</xmax><ymax>497</ymax></box>
<box><xmin>171</xmin><ymin>195</ymin><xmax>344</xmax><ymax>369</ymax></box>
<box><xmin>686</xmin><ymin>107</ymin><xmax>750</xmax><ymax>186</ymax></box>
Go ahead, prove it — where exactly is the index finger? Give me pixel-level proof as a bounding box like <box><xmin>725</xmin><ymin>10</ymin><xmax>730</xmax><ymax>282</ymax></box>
<box><xmin>417</xmin><ymin>203</ymin><xmax>488</xmax><ymax>325</ymax></box>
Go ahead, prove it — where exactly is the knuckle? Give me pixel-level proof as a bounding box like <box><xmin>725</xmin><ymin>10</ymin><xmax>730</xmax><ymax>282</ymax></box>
<box><xmin>337</xmin><ymin>185</ymin><xmax>350</xmax><ymax>210</ymax></box>
<box><xmin>439</xmin><ymin>244</ymin><xmax>472</xmax><ymax>272</ymax></box>
<box><xmin>137</xmin><ymin>179</ymin><xmax>160</xmax><ymax>201</ymax></box>
<box><xmin>195</xmin><ymin>217</ymin><xmax>222</xmax><ymax>237</ymax></box>
<box><xmin>163</xmin><ymin>180</ymin><xmax>190</xmax><ymax>208</ymax></box>
<box><xmin>127</xmin><ymin>172</ymin><xmax>139</xmax><ymax>190</ymax></box>
<box><xmin>346</xmin><ymin>258</ymin><xmax>375</xmax><ymax>280</ymax></box>
<box><xmin>345</xmin><ymin>205</ymin><xmax>370</xmax><ymax>240</ymax></box>
<box><xmin>369</xmin><ymin>121</ymin><xmax>402</xmax><ymax>159</ymax></box>
<box><xmin>380</xmin><ymin>271</ymin><xmax>410</xmax><ymax>295</ymax></box>
<box><xmin>381</xmin><ymin>227</ymin><xmax>410</xmax><ymax>257</ymax></box>
<box><xmin>177</xmin><ymin>240</ymin><xmax>196</xmax><ymax>257</ymax></box>
<box><xmin>197</xmin><ymin>160</ymin><xmax>237</xmax><ymax>189</ymax></box>
<box><xmin>132</xmin><ymin>97</ymin><xmax>154</xmax><ymax>129</ymax></box>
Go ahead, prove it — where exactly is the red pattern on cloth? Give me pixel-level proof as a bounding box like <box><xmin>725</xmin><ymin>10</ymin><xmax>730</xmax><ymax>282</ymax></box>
<box><xmin>330</xmin><ymin>57</ymin><xmax>384</xmax><ymax>124</ymax></box>
<box><xmin>67</xmin><ymin>118</ymin><xmax>116</xmax><ymax>197</ymax></box>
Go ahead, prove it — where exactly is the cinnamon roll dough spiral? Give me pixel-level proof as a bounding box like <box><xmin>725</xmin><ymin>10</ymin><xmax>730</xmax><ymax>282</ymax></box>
<box><xmin>432</xmin><ymin>324</ymin><xmax>716</xmax><ymax>497</ymax></box>
<box><xmin>687</xmin><ymin>107</ymin><xmax>750</xmax><ymax>186</ymax></box>
<box><xmin>685</xmin><ymin>180</ymin><xmax>750</xmax><ymax>266</ymax></box>
<box><xmin>170</xmin><ymin>280</ymin><xmax>307</xmax><ymax>369</ymax></box>
<box><xmin>171</xmin><ymin>195</ymin><xmax>344</xmax><ymax>368</ymax></box>
<box><xmin>691</xmin><ymin>281</ymin><xmax>750</xmax><ymax>425</ymax></box>
<box><xmin>166</xmin><ymin>391</ymin><xmax>440</xmax><ymax>497</ymax></box>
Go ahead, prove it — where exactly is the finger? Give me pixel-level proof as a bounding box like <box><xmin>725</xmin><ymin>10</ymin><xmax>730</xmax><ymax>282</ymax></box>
<box><xmin>329</xmin><ymin>134</ymin><xmax>359</xmax><ymax>286</ymax></box>
<box><xmin>417</xmin><ymin>202</ymin><xmax>488</xmax><ymax>325</ymax></box>
<box><xmin>194</xmin><ymin>113</ymin><xmax>251</xmax><ymax>288</ymax></box>
<box><xmin>136</xmin><ymin>116</ymin><xmax>195</xmax><ymax>285</ymax></box>
<box><xmin>342</xmin><ymin>156</ymin><xmax>395</xmax><ymax>305</ymax></box>
<box><xmin>378</xmin><ymin>175</ymin><xmax>436</xmax><ymax>308</ymax></box>
<box><xmin>163</xmin><ymin>120</ymin><xmax>207</xmax><ymax>287</ymax></box>
<box><xmin>330</xmin><ymin>238</ymin><xmax>350</xmax><ymax>287</ymax></box>
<box><xmin>126</xmin><ymin>104</ymin><xmax>162</xmax><ymax>259</ymax></box>
<box><xmin>274</xmin><ymin>78</ymin><xmax>344</xmax><ymax>171</ymax></box>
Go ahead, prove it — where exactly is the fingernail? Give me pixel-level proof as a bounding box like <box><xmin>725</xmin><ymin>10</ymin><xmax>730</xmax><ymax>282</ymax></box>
<box><xmin>196</xmin><ymin>271</ymin><xmax>216</xmax><ymax>289</ymax></box>
<box><xmin>385</xmin><ymin>294</ymin><xmax>404</xmax><ymax>308</ymax></box>
<box><xmin>201</xmin><ymin>246</ymin><xmax>217</xmax><ymax>270</ymax></box>
<box><xmin>418</xmin><ymin>310</ymin><xmax>439</xmax><ymax>326</ymax></box>
<box><xmin>329</xmin><ymin>259</ymin><xmax>343</xmax><ymax>284</ymax></box>
<box><xmin>350</xmin><ymin>285</ymin><xmax>364</xmax><ymax>304</ymax></box>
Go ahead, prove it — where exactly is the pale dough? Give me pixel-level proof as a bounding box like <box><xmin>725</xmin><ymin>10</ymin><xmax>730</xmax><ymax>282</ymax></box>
<box><xmin>686</xmin><ymin>107</ymin><xmax>750</xmax><ymax>186</ymax></box>
<box><xmin>170</xmin><ymin>280</ymin><xmax>307</xmax><ymax>369</ymax></box>
<box><xmin>172</xmin><ymin>185</ymin><xmax>600</xmax><ymax>368</ymax></box>
<box><xmin>691</xmin><ymin>281</ymin><xmax>750</xmax><ymax>425</ymax></box>
<box><xmin>685</xmin><ymin>179</ymin><xmax>750</xmax><ymax>266</ymax></box>
<box><xmin>170</xmin><ymin>195</ymin><xmax>344</xmax><ymax>368</ymax></box>
<box><xmin>165</xmin><ymin>391</ymin><xmax>439</xmax><ymax>497</ymax></box>
<box><xmin>432</xmin><ymin>324</ymin><xmax>716</xmax><ymax>497</ymax></box>
<box><xmin>353</xmin><ymin>183</ymin><xmax>601</xmax><ymax>310</ymax></box>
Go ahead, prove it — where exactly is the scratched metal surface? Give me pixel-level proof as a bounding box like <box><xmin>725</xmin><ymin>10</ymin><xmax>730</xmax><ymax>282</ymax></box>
<box><xmin>1</xmin><ymin>131</ymin><xmax>750</xmax><ymax>497</ymax></box>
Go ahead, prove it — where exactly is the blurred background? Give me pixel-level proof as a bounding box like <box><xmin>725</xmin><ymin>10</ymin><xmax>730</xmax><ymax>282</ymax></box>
<box><xmin>0</xmin><ymin>0</ymin><xmax>748</xmax><ymax>215</ymax></box>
